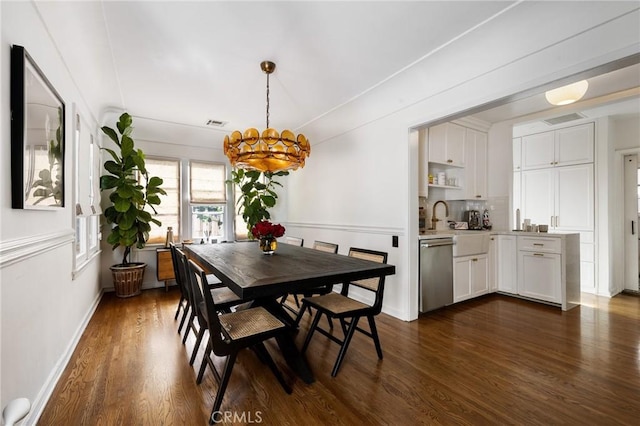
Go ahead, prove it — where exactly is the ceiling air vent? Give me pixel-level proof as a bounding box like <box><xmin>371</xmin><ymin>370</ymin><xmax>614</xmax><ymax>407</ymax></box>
<box><xmin>543</xmin><ymin>112</ymin><xmax>585</xmax><ymax>126</ymax></box>
<box><xmin>205</xmin><ymin>119</ymin><xmax>227</xmax><ymax>127</ymax></box>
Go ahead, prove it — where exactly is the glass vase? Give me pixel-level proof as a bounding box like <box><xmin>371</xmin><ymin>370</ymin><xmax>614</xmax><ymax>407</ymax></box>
<box><xmin>259</xmin><ymin>237</ymin><xmax>277</xmax><ymax>255</ymax></box>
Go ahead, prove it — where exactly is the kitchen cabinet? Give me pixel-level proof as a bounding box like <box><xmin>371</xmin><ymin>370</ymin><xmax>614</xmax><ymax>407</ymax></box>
<box><xmin>462</xmin><ymin>128</ymin><xmax>487</xmax><ymax>200</ymax></box>
<box><xmin>428</xmin><ymin>123</ymin><xmax>465</xmax><ymax>167</ymax></box>
<box><xmin>453</xmin><ymin>254</ymin><xmax>489</xmax><ymax>303</ymax></box>
<box><xmin>496</xmin><ymin>235</ymin><xmax>517</xmax><ymax>294</ymax></box>
<box><xmin>521</xmin><ymin>163</ymin><xmax>593</xmax><ymax>231</ymax></box>
<box><xmin>488</xmin><ymin>237</ymin><xmax>497</xmax><ymax>291</ymax></box>
<box><xmin>513</xmin><ymin>137</ymin><xmax>522</xmax><ymax>171</ymax></box>
<box><xmin>517</xmin><ymin>236</ymin><xmax>562</xmax><ymax>303</ymax></box>
<box><xmin>418</xmin><ymin>129</ymin><xmax>428</xmax><ymax>197</ymax></box>
<box><xmin>521</xmin><ymin>123</ymin><xmax>594</xmax><ymax>170</ymax></box>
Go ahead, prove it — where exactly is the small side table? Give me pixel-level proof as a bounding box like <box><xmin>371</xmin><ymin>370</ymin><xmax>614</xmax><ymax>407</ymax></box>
<box><xmin>156</xmin><ymin>248</ymin><xmax>175</xmax><ymax>291</ymax></box>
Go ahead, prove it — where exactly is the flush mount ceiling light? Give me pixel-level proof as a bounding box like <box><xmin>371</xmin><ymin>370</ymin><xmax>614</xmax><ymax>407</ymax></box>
<box><xmin>545</xmin><ymin>80</ymin><xmax>589</xmax><ymax>106</ymax></box>
<box><xmin>223</xmin><ymin>61</ymin><xmax>310</xmax><ymax>172</ymax></box>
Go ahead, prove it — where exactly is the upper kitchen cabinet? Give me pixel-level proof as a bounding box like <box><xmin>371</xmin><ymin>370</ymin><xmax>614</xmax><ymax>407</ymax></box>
<box><xmin>428</xmin><ymin>123</ymin><xmax>465</xmax><ymax>166</ymax></box>
<box><xmin>555</xmin><ymin>123</ymin><xmax>594</xmax><ymax>166</ymax></box>
<box><xmin>463</xmin><ymin>128</ymin><xmax>488</xmax><ymax>200</ymax></box>
<box><xmin>520</xmin><ymin>123</ymin><xmax>594</xmax><ymax>170</ymax></box>
<box><xmin>513</xmin><ymin>137</ymin><xmax>522</xmax><ymax>171</ymax></box>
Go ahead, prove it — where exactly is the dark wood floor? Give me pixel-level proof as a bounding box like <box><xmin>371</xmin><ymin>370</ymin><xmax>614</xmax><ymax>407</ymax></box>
<box><xmin>38</xmin><ymin>289</ymin><xmax>639</xmax><ymax>425</ymax></box>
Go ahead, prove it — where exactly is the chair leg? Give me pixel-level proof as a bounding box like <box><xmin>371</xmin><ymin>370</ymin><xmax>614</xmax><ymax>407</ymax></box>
<box><xmin>209</xmin><ymin>352</ymin><xmax>237</xmax><ymax>425</ymax></box>
<box><xmin>183</xmin><ymin>312</ymin><xmax>195</xmax><ymax>344</ymax></box>
<box><xmin>178</xmin><ymin>303</ymin><xmax>190</xmax><ymax>335</ymax></box>
<box><xmin>293</xmin><ymin>294</ymin><xmax>301</xmax><ymax>308</ymax></box>
<box><xmin>368</xmin><ymin>315</ymin><xmax>383</xmax><ymax>360</ymax></box>
<box><xmin>190</xmin><ymin>327</ymin><xmax>206</xmax><ymax>366</ymax></box>
<box><xmin>253</xmin><ymin>342</ymin><xmax>292</xmax><ymax>394</ymax></box>
<box><xmin>174</xmin><ymin>296</ymin><xmax>185</xmax><ymax>320</ymax></box>
<box><xmin>331</xmin><ymin>316</ymin><xmax>360</xmax><ymax>377</ymax></box>
<box><xmin>196</xmin><ymin>341</ymin><xmax>211</xmax><ymax>384</ymax></box>
<box><xmin>301</xmin><ymin>310</ymin><xmax>324</xmax><ymax>354</ymax></box>
<box><xmin>294</xmin><ymin>302</ymin><xmax>308</xmax><ymax>326</ymax></box>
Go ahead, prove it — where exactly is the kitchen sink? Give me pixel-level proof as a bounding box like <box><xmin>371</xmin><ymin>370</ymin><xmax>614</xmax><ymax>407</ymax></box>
<box><xmin>452</xmin><ymin>233</ymin><xmax>490</xmax><ymax>257</ymax></box>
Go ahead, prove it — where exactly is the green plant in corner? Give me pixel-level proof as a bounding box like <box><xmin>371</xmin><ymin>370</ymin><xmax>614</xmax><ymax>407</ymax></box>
<box><xmin>100</xmin><ymin>112</ymin><xmax>166</xmax><ymax>266</ymax></box>
<box><xmin>228</xmin><ymin>168</ymin><xmax>289</xmax><ymax>237</ymax></box>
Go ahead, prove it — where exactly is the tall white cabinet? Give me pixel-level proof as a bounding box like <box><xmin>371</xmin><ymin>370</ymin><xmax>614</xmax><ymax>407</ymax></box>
<box><xmin>514</xmin><ymin>122</ymin><xmax>595</xmax><ymax>292</ymax></box>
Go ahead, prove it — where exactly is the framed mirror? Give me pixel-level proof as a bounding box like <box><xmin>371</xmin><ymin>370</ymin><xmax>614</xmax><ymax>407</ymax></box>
<box><xmin>11</xmin><ymin>44</ymin><xmax>65</xmax><ymax>209</ymax></box>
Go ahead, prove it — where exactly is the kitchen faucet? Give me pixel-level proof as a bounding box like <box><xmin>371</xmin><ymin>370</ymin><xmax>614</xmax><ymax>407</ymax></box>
<box><xmin>431</xmin><ymin>200</ymin><xmax>449</xmax><ymax>230</ymax></box>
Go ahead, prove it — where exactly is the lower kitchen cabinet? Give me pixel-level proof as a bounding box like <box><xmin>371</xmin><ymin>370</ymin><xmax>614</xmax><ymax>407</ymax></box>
<box><xmin>453</xmin><ymin>254</ymin><xmax>489</xmax><ymax>303</ymax></box>
<box><xmin>518</xmin><ymin>251</ymin><xmax>561</xmax><ymax>303</ymax></box>
<box><xmin>497</xmin><ymin>235</ymin><xmax>517</xmax><ymax>294</ymax></box>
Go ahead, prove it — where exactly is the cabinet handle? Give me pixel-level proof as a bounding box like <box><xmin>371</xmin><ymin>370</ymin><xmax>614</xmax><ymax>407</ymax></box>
<box><xmin>633</xmin><ymin>220</ymin><xmax>636</xmax><ymax>236</ymax></box>
<box><xmin>447</xmin><ymin>159</ymin><xmax>452</xmax><ymax>163</ymax></box>
<box><xmin>555</xmin><ymin>216</ymin><xmax>559</xmax><ymax>227</ymax></box>
<box><xmin>476</xmin><ymin>195</ymin><xmax>481</xmax><ymax>198</ymax></box>
<box><xmin>550</xmin><ymin>162</ymin><xmax>554</xmax><ymax>165</ymax></box>
<box><xmin>472</xmin><ymin>258</ymin><xmax>478</xmax><ymax>262</ymax></box>
<box><xmin>533</xmin><ymin>243</ymin><xmax>544</xmax><ymax>247</ymax></box>
<box><xmin>533</xmin><ymin>253</ymin><xmax>544</xmax><ymax>257</ymax></box>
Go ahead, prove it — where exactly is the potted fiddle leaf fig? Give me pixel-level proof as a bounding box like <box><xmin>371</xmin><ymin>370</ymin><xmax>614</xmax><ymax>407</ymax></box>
<box><xmin>100</xmin><ymin>112</ymin><xmax>166</xmax><ymax>297</ymax></box>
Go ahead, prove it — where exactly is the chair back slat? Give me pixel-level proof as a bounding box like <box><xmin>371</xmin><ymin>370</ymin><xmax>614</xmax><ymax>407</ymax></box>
<box><xmin>348</xmin><ymin>248</ymin><xmax>387</xmax><ymax>292</ymax></box>
<box><xmin>313</xmin><ymin>240</ymin><xmax>339</xmax><ymax>254</ymax></box>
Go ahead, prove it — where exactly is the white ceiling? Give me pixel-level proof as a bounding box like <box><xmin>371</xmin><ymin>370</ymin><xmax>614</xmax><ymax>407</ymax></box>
<box><xmin>33</xmin><ymin>1</ymin><xmax>639</xmax><ymax>135</ymax></box>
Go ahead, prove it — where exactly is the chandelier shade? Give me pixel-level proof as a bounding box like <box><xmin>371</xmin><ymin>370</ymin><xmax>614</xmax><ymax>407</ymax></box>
<box><xmin>223</xmin><ymin>61</ymin><xmax>310</xmax><ymax>173</ymax></box>
<box><xmin>545</xmin><ymin>80</ymin><xmax>589</xmax><ymax>106</ymax></box>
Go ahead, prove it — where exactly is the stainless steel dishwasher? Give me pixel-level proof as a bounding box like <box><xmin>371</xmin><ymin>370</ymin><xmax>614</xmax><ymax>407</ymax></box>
<box><xmin>419</xmin><ymin>237</ymin><xmax>454</xmax><ymax>313</ymax></box>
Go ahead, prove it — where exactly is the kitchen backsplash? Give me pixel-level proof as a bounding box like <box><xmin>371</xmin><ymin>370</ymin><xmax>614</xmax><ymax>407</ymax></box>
<box><xmin>419</xmin><ymin>196</ymin><xmax>509</xmax><ymax>231</ymax></box>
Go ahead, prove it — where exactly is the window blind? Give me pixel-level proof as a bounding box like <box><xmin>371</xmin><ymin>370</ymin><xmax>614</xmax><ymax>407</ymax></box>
<box><xmin>145</xmin><ymin>158</ymin><xmax>180</xmax><ymax>244</ymax></box>
<box><xmin>190</xmin><ymin>161</ymin><xmax>226</xmax><ymax>204</ymax></box>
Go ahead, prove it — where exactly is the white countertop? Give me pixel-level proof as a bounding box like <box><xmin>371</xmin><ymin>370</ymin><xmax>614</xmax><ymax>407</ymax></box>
<box><xmin>418</xmin><ymin>229</ymin><xmax>580</xmax><ymax>239</ymax></box>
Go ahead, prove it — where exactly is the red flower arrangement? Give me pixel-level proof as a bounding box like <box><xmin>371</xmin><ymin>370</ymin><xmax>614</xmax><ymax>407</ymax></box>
<box><xmin>251</xmin><ymin>220</ymin><xmax>285</xmax><ymax>240</ymax></box>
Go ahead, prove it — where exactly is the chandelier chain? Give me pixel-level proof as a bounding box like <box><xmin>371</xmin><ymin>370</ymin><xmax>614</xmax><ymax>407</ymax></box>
<box><xmin>266</xmin><ymin>72</ymin><xmax>270</xmax><ymax>129</ymax></box>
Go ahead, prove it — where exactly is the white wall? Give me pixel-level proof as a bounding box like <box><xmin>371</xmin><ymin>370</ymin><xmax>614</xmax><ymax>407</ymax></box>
<box><xmin>288</xmin><ymin>3</ymin><xmax>640</xmax><ymax>321</ymax></box>
<box><xmin>0</xmin><ymin>2</ymin><xmax>102</xmax><ymax>423</ymax></box>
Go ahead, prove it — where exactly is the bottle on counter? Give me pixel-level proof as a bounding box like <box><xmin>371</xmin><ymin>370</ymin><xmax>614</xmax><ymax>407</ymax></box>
<box><xmin>165</xmin><ymin>227</ymin><xmax>174</xmax><ymax>247</ymax></box>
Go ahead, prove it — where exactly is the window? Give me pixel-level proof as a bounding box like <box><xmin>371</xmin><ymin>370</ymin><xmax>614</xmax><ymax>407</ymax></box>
<box><xmin>189</xmin><ymin>161</ymin><xmax>227</xmax><ymax>242</ymax></box>
<box><xmin>144</xmin><ymin>158</ymin><xmax>181</xmax><ymax>244</ymax></box>
<box><xmin>73</xmin><ymin>107</ymin><xmax>101</xmax><ymax>276</ymax></box>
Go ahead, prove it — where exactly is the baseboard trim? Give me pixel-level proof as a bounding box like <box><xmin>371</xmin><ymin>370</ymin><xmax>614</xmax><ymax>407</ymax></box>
<box><xmin>26</xmin><ymin>289</ymin><xmax>104</xmax><ymax>425</ymax></box>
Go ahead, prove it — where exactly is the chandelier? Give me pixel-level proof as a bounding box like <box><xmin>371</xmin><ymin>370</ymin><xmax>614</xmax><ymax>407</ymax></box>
<box><xmin>223</xmin><ymin>61</ymin><xmax>310</xmax><ymax>172</ymax></box>
<box><xmin>545</xmin><ymin>80</ymin><xmax>589</xmax><ymax>106</ymax></box>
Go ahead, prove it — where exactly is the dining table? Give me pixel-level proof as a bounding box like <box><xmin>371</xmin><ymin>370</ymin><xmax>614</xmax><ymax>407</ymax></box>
<box><xmin>184</xmin><ymin>241</ymin><xmax>396</xmax><ymax>383</ymax></box>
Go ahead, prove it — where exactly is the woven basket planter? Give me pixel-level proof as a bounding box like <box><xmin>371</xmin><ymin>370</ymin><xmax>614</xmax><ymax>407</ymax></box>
<box><xmin>110</xmin><ymin>263</ymin><xmax>146</xmax><ymax>298</ymax></box>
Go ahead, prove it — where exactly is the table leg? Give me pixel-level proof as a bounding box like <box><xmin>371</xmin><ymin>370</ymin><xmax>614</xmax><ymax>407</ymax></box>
<box><xmin>253</xmin><ymin>297</ymin><xmax>315</xmax><ymax>384</ymax></box>
<box><xmin>274</xmin><ymin>331</ymin><xmax>315</xmax><ymax>384</ymax></box>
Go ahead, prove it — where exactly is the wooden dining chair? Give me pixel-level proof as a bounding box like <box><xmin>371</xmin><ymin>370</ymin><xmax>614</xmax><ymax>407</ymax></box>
<box><xmin>291</xmin><ymin>241</ymin><xmax>339</xmax><ymax>322</ymax></box>
<box><xmin>169</xmin><ymin>243</ymin><xmax>190</xmax><ymax>333</ymax></box>
<box><xmin>171</xmin><ymin>243</ymin><xmax>224</xmax><ymax>336</ymax></box>
<box><xmin>300</xmin><ymin>247</ymin><xmax>388</xmax><ymax>377</ymax></box>
<box><xmin>175</xmin><ymin>248</ymin><xmax>242</xmax><ymax>366</ymax></box>
<box><xmin>188</xmin><ymin>259</ymin><xmax>292</xmax><ymax>424</ymax></box>
<box><xmin>284</xmin><ymin>236</ymin><xmax>304</xmax><ymax>246</ymax></box>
